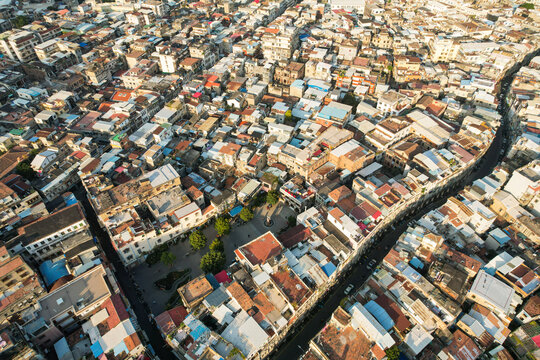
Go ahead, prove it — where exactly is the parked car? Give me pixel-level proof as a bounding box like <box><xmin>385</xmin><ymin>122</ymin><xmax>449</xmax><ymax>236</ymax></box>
<box><xmin>344</xmin><ymin>284</ymin><xmax>354</xmax><ymax>295</ymax></box>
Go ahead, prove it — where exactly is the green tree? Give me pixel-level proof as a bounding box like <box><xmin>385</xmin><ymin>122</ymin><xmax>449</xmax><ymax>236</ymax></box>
<box><xmin>284</xmin><ymin>109</ymin><xmax>292</xmax><ymax>123</ymax></box>
<box><xmin>214</xmin><ymin>216</ymin><xmax>231</xmax><ymax>236</ymax></box>
<box><xmin>209</xmin><ymin>238</ymin><xmax>224</xmax><ymax>252</ymax></box>
<box><xmin>239</xmin><ymin>207</ymin><xmax>254</xmax><ymax>222</ymax></box>
<box><xmin>385</xmin><ymin>345</ymin><xmax>400</xmax><ymax>360</ymax></box>
<box><xmin>287</xmin><ymin>215</ymin><xmax>296</xmax><ymax>227</ymax></box>
<box><xmin>520</xmin><ymin>3</ymin><xmax>534</xmax><ymax>10</ymax></box>
<box><xmin>266</xmin><ymin>190</ymin><xmax>279</xmax><ymax>206</ymax></box>
<box><xmin>12</xmin><ymin>16</ymin><xmax>29</xmax><ymax>29</ymax></box>
<box><xmin>342</xmin><ymin>92</ymin><xmax>359</xmax><ymax>109</ymax></box>
<box><xmin>15</xmin><ymin>162</ymin><xmax>36</xmax><ymax>180</ymax></box>
<box><xmin>189</xmin><ymin>230</ymin><xmax>207</xmax><ymax>250</ymax></box>
<box><xmin>200</xmin><ymin>251</ymin><xmax>226</xmax><ymax>274</ymax></box>
<box><xmin>160</xmin><ymin>251</ymin><xmax>176</xmax><ymax>267</ymax></box>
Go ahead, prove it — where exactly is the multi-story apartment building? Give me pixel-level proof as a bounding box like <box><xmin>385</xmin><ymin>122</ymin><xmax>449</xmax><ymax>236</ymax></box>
<box><xmin>16</xmin><ymin>204</ymin><xmax>88</xmax><ymax>262</ymax></box>
<box><xmin>0</xmin><ymin>246</ymin><xmax>45</xmax><ymax>323</ymax></box>
<box><xmin>85</xmin><ymin>62</ymin><xmax>112</xmax><ymax>86</ymax></box>
<box><xmin>261</xmin><ymin>26</ymin><xmax>299</xmax><ymax>62</ymax></box>
<box><xmin>393</xmin><ymin>55</ymin><xmax>422</xmax><ymax>83</ymax></box>
<box><xmin>0</xmin><ymin>30</ymin><xmax>40</xmax><ymax>63</ymax></box>
<box><xmin>189</xmin><ymin>43</ymin><xmax>217</xmax><ymax>69</ymax></box>
<box><xmin>22</xmin><ymin>22</ymin><xmax>61</xmax><ymax>43</ymax></box>
<box><xmin>372</xmin><ymin>29</ymin><xmax>393</xmax><ymax>49</ymax></box>
<box><xmin>274</xmin><ymin>61</ymin><xmax>304</xmax><ymax>85</ymax></box>
<box><xmin>429</xmin><ymin>37</ymin><xmax>460</xmax><ymax>63</ymax></box>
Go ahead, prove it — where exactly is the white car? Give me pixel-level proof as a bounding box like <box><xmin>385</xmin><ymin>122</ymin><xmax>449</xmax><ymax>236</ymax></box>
<box><xmin>344</xmin><ymin>284</ymin><xmax>354</xmax><ymax>295</ymax></box>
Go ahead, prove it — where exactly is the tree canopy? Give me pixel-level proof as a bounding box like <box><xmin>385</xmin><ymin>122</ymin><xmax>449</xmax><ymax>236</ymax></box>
<box><xmin>266</xmin><ymin>190</ymin><xmax>279</xmax><ymax>205</ymax></box>
<box><xmin>12</xmin><ymin>16</ymin><xmax>29</xmax><ymax>29</ymax></box>
<box><xmin>342</xmin><ymin>92</ymin><xmax>359</xmax><ymax>111</ymax></box>
<box><xmin>189</xmin><ymin>230</ymin><xmax>207</xmax><ymax>250</ymax></box>
<box><xmin>214</xmin><ymin>217</ymin><xmax>231</xmax><ymax>236</ymax></box>
<box><xmin>209</xmin><ymin>238</ymin><xmax>224</xmax><ymax>252</ymax></box>
<box><xmin>200</xmin><ymin>251</ymin><xmax>226</xmax><ymax>274</ymax></box>
<box><xmin>385</xmin><ymin>345</ymin><xmax>400</xmax><ymax>360</ymax></box>
<box><xmin>239</xmin><ymin>207</ymin><xmax>254</xmax><ymax>222</ymax></box>
<box><xmin>160</xmin><ymin>251</ymin><xmax>176</xmax><ymax>267</ymax></box>
<box><xmin>16</xmin><ymin>162</ymin><xmax>36</xmax><ymax>180</ymax></box>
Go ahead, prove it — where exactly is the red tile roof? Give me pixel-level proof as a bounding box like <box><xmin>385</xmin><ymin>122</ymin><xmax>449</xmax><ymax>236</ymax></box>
<box><xmin>278</xmin><ymin>224</ymin><xmax>312</xmax><ymax>249</ymax></box>
<box><xmin>238</xmin><ymin>232</ymin><xmax>283</xmax><ymax>266</ymax></box>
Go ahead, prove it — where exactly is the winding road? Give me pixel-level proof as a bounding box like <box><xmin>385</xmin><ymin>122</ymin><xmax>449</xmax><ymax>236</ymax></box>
<box><xmin>269</xmin><ymin>50</ymin><xmax>540</xmax><ymax>360</ymax></box>
<box><xmin>69</xmin><ymin>49</ymin><xmax>539</xmax><ymax>360</ymax></box>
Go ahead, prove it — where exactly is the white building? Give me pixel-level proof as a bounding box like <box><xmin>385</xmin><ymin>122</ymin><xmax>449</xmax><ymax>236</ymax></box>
<box><xmin>467</xmin><ymin>271</ymin><xmax>519</xmax><ymax>317</ymax></box>
<box><xmin>21</xmin><ymin>204</ymin><xmax>88</xmax><ymax>261</ymax></box>
<box><xmin>349</xmin><ymin>302</ymin><xmax>395</xmax><ymax>350</ymax></box>
<box><xmin>330</xmin><ymin>0</ymin><xmax>365</xmax><ymax>13</ymax></box>
<box><xmin>428</xmin><ymin>37</ymin><xmax>460</xmax><ymax>63</ymax></box>
<box><xmin>327</xmin><ymin>207</ymin><xmax>362</xmax><ymax>245</ymax></box>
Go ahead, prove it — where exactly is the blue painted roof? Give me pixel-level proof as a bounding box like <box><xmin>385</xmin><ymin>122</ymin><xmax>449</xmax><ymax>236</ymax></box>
<box><xmin>409</xmin><ymin>257</ymin><xmax>424</xmax><ymax>270</ymax></box>
<box><xmin>229</xmin><ymin>206</ymin><xmax>243</xmax><ymax>217</ymax></box>
<box><xmin>321</xmin><ymin>263</ymin><xmax>337</xmax><ymax>277</ymax></box>
<box><xmin>291</xmin><ymin>79</ymin><xmax>304</xmax><ymax>88</ymax></box>
<box><xmin>402</xmin><ymin>266</ymin><xmax>422</xmax><ymax>283</ymax></box>
<box><xmin>39</xmin><ymin>259</ymin><xmax>69</xmax><ymax>287</ymax></box>
<box><xmin>290</xmin><ymin>138</ymin><xmax>303</xmax><ymax>148</ymax></box>
<box><xmin>490</xmin><ymin>228</ymin><xmax>510</xmax><ymax>245</ymax></box>
<box><xmin>318</xmin><ymin>105</ymin><xmax>348</xmax><ymax>120</ymax></box>
<box><xmin>205</xmin><ymin>274</ymin><xmax>219</xmax><ymax>289</ymax></box>
<box><xmin>163</xmin><ymin>148</ymin><xmax>173</xmax><ymax>156</ymax></box>
<box><xmin>113</xmin><ymin>341</ymin><xmax>128</xmax><ymax>356</ymax></box>
<box><xmin>365</xmin><ymin>300</ymin><xmax>394</xmax><ymax>331</ymax></box>
<box><xmin>53</xmin><ymin>338</ymin><xmax>70</xmax><ymax>360</ymax></box>
<box><xmin>190</xmin><ymin>324</ymin><xmax>209</xmax><ymax>341</ymax></box>
<box><xmin>91</xmin><ymin>341</ymin><xmax>104</xmax><ymax>357</ymax></box>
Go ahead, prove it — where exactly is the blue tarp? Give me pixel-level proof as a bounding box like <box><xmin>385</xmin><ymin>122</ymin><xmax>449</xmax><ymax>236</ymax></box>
<box><xmin>190</xmin><ymin>325</ymin><xmax>209</xmax><ymax>341</ymax></box>
<box><xmin>321</xmin><ymin>263</ymin><xmax>337</xmax><ymax>277</ymax></box>
<box><xmin>91</xmin><ymin>342</ymin><xmax>104</xmax><ymax>357</ymax></box>
<box><xmin>39</xmin><ymin>259</ymin><xmax>69</xmax><ymax>287</ymax></box>
<box><xmin>365</xmin><ymin>300</ymin><xmax>394</xmax><ymax>331</ymax></box>
<box><xmin>409</xmin><ymin>257</ymin><xmax>424</xmax><ymax>270</ymax></box>
<box><xmin>229</xmin><ymin>206</ymin><xmax>243</xmax><ymax>217</ymax></box>
<box><xmin>63</xmin><ymin>193</ymin><xmax>78</xmax><ymax>206</ymax></box>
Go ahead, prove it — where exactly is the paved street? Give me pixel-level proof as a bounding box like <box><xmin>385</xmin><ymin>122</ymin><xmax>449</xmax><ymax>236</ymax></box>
<box><xmin>72</xmin><ymin>186</ymin><xmax>174</xmax><ymax>360</ymax></box>
<box><xmin>132</xmin><ymin>202</ymin><xmax>296</xmax><ymax>315</ymax></box>
<box><xmin>269</xmin><ymin>48</ymin><xmax>530</xmax><ymax>360</ymax></box>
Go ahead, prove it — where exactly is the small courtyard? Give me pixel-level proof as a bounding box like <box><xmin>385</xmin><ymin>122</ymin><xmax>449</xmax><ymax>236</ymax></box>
<box><xmin>131</xmin><ymin>201</ymin><xmax>297</xmax><ymax>315</ymax></box>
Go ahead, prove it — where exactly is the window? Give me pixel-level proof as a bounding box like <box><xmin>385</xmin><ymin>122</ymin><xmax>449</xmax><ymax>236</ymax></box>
<box><xmin>123</xmin><ymin>248</ymin><xmax>130</xmax><ymax>254</ymax></box>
